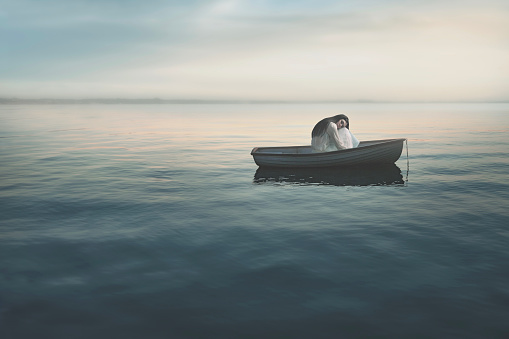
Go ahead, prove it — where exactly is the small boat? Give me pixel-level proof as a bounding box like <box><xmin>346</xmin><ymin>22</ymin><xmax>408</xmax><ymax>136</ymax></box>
<box><xmin>251</xmin><ymin>138</ymin><xmax>406</xmax><ymax>168</ymax></box>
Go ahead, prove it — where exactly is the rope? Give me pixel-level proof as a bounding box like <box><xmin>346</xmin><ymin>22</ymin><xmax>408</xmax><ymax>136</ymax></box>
<box><xmin>405</xmin><ymin>138</ymin><xmax>409</xmax><ymax>184</ymax></box>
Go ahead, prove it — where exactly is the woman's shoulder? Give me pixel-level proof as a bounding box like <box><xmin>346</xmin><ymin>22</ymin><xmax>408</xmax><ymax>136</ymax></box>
<box><xmin>326</xmin><ymin>121</ymin><xmax>337</xmax><ymax>130</ymax></box>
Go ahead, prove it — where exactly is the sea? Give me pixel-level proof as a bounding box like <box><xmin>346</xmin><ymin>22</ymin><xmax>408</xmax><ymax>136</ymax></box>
<box><xmin>1</xmin><ymin>103</ymin><xmax>508</xmax><ymax>338</ymax></box>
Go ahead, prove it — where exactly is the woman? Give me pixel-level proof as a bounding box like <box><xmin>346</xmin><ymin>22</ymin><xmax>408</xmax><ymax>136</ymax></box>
<box><xmin>311</xmin><ymin>114</ymin><xmax>359</xmax><ymax>152</ymax></box>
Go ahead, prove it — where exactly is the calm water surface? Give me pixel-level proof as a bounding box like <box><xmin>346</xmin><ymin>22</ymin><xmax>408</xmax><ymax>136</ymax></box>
<box><xmin>1</xmin><ymin>103</ymin><xmax>509</xmax><ymax>338</ymax></box>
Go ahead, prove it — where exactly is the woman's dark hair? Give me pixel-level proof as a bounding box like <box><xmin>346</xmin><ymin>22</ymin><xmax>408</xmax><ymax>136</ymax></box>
<box><xmin>311</xmin><ymin>114</ymin><xmax>349</xmax><ymax>137</ymax></box>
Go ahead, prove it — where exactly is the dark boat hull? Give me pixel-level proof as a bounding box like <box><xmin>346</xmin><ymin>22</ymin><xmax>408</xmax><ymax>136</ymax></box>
<box><xmin>251</xmin><ymin>138</ymin><xmax>406</xmax><ymax>168</ymax></box>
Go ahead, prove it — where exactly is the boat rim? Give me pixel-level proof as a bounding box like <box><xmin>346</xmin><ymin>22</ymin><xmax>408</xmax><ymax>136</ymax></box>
<box><xmin>251</xmin><ymin>138</ymin><xmax>406</xmax><ymax>156</ymax></box>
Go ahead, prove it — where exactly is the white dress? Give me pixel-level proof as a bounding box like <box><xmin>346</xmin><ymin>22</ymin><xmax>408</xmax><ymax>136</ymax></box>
<box><xmin>311</xmin><ymin>122</ymin><xmax>359</xmax><ymax>152</ymax></box>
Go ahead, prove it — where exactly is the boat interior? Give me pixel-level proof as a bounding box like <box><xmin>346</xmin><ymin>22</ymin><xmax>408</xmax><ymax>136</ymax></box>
<box><xmin>253</xmin><ymin>140</ymin><xmax>389</xmax><ymax>154</ymax></box>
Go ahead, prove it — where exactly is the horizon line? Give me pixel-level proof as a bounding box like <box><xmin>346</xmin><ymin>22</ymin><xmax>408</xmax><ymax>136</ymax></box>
<box><xmin>1</xmin><ymin>97</ymin><xmax>508</xmax><ymax>104</ymax></box>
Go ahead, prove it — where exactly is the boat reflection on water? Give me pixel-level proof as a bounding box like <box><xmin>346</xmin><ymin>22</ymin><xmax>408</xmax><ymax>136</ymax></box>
<box><xmin>253</xmin><ymin>164</ymin><xmax>406</xmax><ymax>187</ymax></box>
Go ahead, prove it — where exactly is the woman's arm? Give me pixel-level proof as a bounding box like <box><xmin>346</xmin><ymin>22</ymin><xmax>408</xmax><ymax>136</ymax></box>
<box><xmin>327</xmin><ymin>122</ymin><xmax>346</xmax><ymax>150</ymax></box>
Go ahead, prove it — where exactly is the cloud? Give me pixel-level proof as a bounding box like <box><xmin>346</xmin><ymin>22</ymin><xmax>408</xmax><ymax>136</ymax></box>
<box><xmin>2</xmin><ymin>0</ymin><xmax>509</xmax><ymax>100</ymax></box>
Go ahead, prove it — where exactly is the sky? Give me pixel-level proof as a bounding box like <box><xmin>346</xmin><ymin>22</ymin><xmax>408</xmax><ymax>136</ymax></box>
<box><xmin>1</xmin><ymin>0</ymin><xmax>508</xmax><ymax>101</ymax></box>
